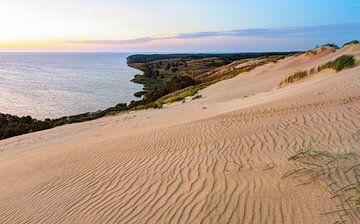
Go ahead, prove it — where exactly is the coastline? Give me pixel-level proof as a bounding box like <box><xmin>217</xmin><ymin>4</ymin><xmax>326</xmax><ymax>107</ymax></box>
<box><xmin>0</xmin><ymin>55</ymin><xmax>145</xmax><ymax>140</ymax></box>
<box><xmin>1</xmin><ymin>43</ymin><xmax>359</xmax><ymax>223</ymax></box>
<box><xmin>0</xmin><ymin>52</ymin><xmax>295</xmax><ymax>140</ymax></box>
<box><xmin>0</xmin><ymin>52</ymin><xmax>142</xmax><ymax>119</ymax></box>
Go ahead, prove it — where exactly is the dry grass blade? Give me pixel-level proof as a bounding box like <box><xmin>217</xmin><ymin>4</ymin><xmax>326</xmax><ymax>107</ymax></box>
<box><xmin>281</xmin><ymin>168</ymin><xmax>308</xmax><ymax>179</ymax></box>
<box><xmin>263</xmin><ymin>162</ymin><xmax>275</xmax><ymax>171</ymax></box>
<box><xmin>285</xmin><ymin>141</ymin><xmax>360</xmax><ymax>222</ymax></box>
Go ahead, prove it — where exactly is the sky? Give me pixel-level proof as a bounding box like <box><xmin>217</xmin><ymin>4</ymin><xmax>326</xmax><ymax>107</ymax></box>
<box><xmin>0</xmin><ymin>0</ymin><xmax>359</xmax><ymax>52</ymax></box>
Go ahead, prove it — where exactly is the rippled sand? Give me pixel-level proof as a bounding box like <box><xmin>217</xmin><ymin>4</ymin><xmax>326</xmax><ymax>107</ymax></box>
<box><xmin>0</xmin><ymin>45</ymin><xmax>360</xmax><ymax>223</ymax></box>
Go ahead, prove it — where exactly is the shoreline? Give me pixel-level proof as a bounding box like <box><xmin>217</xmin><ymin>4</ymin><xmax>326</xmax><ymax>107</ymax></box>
<box><xmin>0</xmin><ymin>55</ymin><xmax>146</xmax><ymax>140</ymax></box>
<box><xmin>0</xmin><ymin>51</ymin><xmax>307</xmax><ymax>140</ymax></box>
<box><xmin>1</xmin><ymin>43</ymin><xmax>359</xmax><ymax>223</ymax></box>
<box><xmin>0</xmin><ymin>53</ymin><xmax>142</xmax><ymax>119</ymax></box>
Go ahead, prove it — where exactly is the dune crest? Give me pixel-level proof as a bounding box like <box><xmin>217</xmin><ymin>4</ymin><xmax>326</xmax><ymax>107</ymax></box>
<box><xmin>0</xmin><ymin>45</ymin><xmax>360</xmax><ymax>223</ymax></box>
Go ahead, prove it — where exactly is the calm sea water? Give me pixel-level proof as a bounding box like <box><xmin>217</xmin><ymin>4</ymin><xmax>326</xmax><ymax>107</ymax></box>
<box><xmin>0</xmin><ymin>53</ymin><xmax>142</xmax><ymax>119</ymax></box>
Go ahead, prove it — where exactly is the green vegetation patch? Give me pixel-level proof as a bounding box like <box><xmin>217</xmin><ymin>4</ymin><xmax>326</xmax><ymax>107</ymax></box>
<box><xmin>159</xmin><ymin>82</ymin><xmax>211</xmax><ymax>104</ymax></box>
<box><xmin>128</xmin><ymin>52</ymin><xmax>297</xmax><ymax>102</ymax></box>
<box><xmin>0</xmin><ymin>114</ymin><xmax>53</xmax><ymax>140</ymax></box>
<box><xmin>280</xmin><ymin>70</ymin><xmax>308</xmax><ymax>85</ymax></box>
<box><xmin>127</xmin><ymin>52</ymin><xmax>295</xmax><ymax>64</ymax></box>
<box><xmin>322</xmin><ymin>43</ymin><xmax>339</xmax><ymax>49</ymax></box>
<box><xmin>318</xmin><ymin>55</ymin><xmax>356</xmax><ymax>72</ymax></box>
<box><xmin>192</xmin><ymin>94</ymin><xmax>202</xmax><ymax>100</ymax></box>
<box><xmin>131</xmin><ymin>101</ymin><xmax>163</xmax><ymax>111</ymax></box>
<box><xmin>0</xmin><ymin>102</ymin><xmax>130</xmax><ymax>140</ymax></box>
<box><xmin>343</xmin><ymin>40</ymin><xmax>359</xmax><ymax>47</ymax></box>
<box><xmin>280</xmin><ymin>55</ymin><xmax>357</xmax><ymax>87</ymax></box>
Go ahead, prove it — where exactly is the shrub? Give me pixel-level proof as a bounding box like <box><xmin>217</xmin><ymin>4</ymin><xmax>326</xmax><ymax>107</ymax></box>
<box><xmin>343</xmin><ymin>40</ymin><xmax>359</xmax><ymax>47</ymax></box>
<box><xmin>165</xmin><ymin>63</ymin><xmax>171</xmax><ymax>70</ymax></box>
<box><xmin>322</xmin><ymin>43</ymin><xmax>339</xmax><ymax>49</ymax></box>
<box><xmin>0</xmin><ymin>113</ymin><xmax>54</xmax><ymax>139</ymax></box>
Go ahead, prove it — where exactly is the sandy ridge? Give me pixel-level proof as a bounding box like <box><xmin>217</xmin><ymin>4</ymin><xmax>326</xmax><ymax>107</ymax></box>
<box><xmin>0</xmin><ymin>45</ymin><xmax>360</xmax><ymax>223</ymax></box>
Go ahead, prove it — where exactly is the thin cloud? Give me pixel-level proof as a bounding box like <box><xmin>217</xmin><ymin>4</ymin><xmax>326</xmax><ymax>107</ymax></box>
<box><xmin>68</xmin><ymin>24</ymin><xmax>360</xmax><ymax>46</ymax></box>
<box><xmin>330</xmin><ymin>3</ymin><xmax>360</xmax><ymax>10</ymax></box>
<box><xmin>69</xmin><ymin>37</ymin><xmax>156</xmax><ymax>45</ymax></box>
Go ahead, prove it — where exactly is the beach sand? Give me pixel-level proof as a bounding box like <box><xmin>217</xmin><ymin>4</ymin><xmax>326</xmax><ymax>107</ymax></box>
<box><xmin>0</xmin><ymin>45</ymin><xmax>360</xmax><ymax>223</ymax></box>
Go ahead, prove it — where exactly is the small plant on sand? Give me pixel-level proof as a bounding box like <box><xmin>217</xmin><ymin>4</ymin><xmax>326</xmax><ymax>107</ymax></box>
<box><xmin>309</xmin><ymin>67</ymin><xmax>317</xmax><ymax>74</ymax></box>
<box><xmin>192</xmin><ymin>94</ymin><xmax>202</xmax><ymax>100</ymax></box>
<box><xmin>318</xmin><ymin>55</ymin><xmax>356</xmax><ymax>72</ymax></box>
<box><xmin>132</xmin><ymin>101</ymin><xmax>163</xmax><ymax>110</ymax></box>
<box><xmin>280</xmin><ymin>70</ymin><xmax>308</xmax><ymax>85</ymax></box>
<box><xmin>160</xmin><ymin>82</ymin><xmax>210</xmax><ymax>104</ymax></box>
<box><xmin>283</xmin><ymin>132</ymin><xmax>360</xmax><ymax>222</ymax></box>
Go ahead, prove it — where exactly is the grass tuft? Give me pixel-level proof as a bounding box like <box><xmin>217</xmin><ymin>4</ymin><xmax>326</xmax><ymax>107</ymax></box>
<box><xmin>131</xmin><ymin>101</ymin><xmax>163</xmax><ymax>111</ymax></box>
<box><xmin>280</xmin><ymin>70</ymin><xmax>308</xmax><ymax>85</ymax></box>
<box><xmin>192</xmin><ymin>94</ymin><xmax>202</xmax><ymax>100</ymax></box>
<box><xmin>159</xmin><ymin>82</ymin><xmax>210</xmax><ymax>104</ymax></box>
<box><xmin>280</xmin><ymin>55</ymin><xmax>357</xmax><ymax>87</ymax></box>
<box><xmin>284</xmin><ymin>135</ymin><xmax>360</xmax><ymax>222</ymax></box>
<box><xmin>318</xmin><ymin>55</ymin><xmax>356</xmax><ymax>72</ymax></box>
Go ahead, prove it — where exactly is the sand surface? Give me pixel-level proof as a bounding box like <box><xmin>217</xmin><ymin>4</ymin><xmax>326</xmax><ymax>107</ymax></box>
<box><xmin>1</xmin><ymin>45</ymin><xmax>360</xmax><ymax>223</ymax></box>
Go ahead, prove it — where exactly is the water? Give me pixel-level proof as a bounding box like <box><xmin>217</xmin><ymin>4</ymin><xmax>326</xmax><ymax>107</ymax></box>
<box><xmin>0</xmin><ymin>53</ymin><xmax>143</xmax><ymax>119</ymax></box>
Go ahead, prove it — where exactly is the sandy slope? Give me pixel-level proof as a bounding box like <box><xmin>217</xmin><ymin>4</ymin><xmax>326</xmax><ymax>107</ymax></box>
<box><xmin>0</xmin><ymin>45</ymin><xmax>360</xmax><ymax>224</ymax></box>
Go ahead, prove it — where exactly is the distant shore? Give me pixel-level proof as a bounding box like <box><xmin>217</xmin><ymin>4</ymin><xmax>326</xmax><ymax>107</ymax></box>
<box><xmin>0</xmin><ymin>52</ymin><xmax>296</xmax><ymax>140</ymax></box>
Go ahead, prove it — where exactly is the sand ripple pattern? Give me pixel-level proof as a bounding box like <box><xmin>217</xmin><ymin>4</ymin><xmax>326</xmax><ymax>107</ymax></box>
<box><xmin>0</xmin><ymin>95</ymin><xmax>359</xmax><ymax>223</ymax></box>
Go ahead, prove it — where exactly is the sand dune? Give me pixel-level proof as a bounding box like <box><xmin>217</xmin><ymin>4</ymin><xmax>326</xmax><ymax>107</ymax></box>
<box><xmin>0</xmin><ymin>45</ymin><xmax>360</xmax><ymax>223</ymax></box>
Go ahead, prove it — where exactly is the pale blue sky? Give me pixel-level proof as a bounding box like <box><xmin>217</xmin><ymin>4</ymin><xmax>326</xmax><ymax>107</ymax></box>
<box><xmin>0</xmin><ymin>0</ymin><xmax>359</xmax><ymax>51</ymax></box>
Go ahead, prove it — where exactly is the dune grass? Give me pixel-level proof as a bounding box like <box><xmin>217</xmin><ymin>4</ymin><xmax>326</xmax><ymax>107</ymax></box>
<box><xmin>161</xmin><ymin>86</ymin><xmax>200</xmax><ymax>104</ymax></box>
<box><xmin>280</xmin><ymin>70</ymin><xmax>308</xmax><ymax>85</ymax></box>
<box><xmin>192</xmin><ymin>94</ymin><xmax>202</xmax><ymax>100</ymax></box>
<box><xmin>158</xmin><ymin>82</ymin><xmax>211</xmax><ymax>104</ymax></box>
<box><xmin>318</xmin><ymin>55</ymin><xmax>356</xmax><ymax>72</ymax></box>
<box><xmin>284</xmin><ymin>131</ymin><xmax>360</xmax><ymax>221</ymax></box>
<box><xmin>280</xmin><ymin>55</ymin><xmax>357</xmax><ymax>87</ymax></box>
<box><xmin>284</xmin><ymin>147</ymin><xmax>360</xmax><ymax>219</ymax></box>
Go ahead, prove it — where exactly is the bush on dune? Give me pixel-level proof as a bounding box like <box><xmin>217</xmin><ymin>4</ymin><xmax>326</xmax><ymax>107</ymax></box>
<box><xmin>322</xmin><ymin>43</ymin><xmax>339</xmax><ymax>49</ymax></box>
<box><xmin>343</xmin><ymin>40</ymin><xmax>359</xmax><ymax>47</ymax></box>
